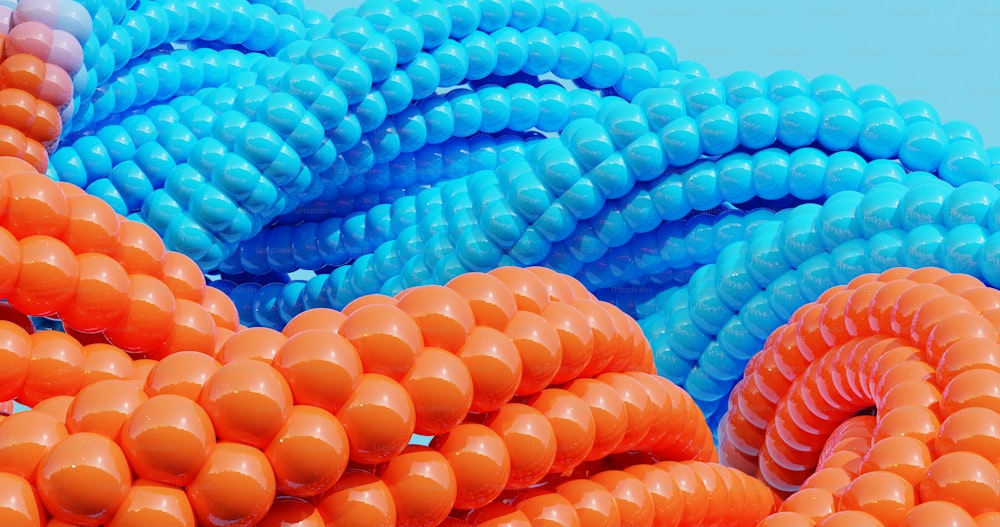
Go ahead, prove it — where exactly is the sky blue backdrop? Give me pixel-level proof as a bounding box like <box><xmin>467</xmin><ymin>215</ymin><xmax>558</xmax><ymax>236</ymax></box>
<box><xmin>304</xmin><ymin>0</ymin><xmax>1000</xmax><ymax>147</ymax></box>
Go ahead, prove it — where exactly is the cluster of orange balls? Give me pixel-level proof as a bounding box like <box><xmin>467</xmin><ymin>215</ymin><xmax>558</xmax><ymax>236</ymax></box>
<box><xmin>1</xmin><ymin>262</ymin><xmax>777</xmax><ymax>526</ymax></box>
<box><xmin>724</xmin><ymin>267</ymin><xmax>1000</xmax><ymax>526</ymax></box>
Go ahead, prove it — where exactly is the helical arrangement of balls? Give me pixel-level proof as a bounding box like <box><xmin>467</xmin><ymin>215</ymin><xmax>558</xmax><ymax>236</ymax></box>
<box><xmin>0</xmin><ymin>0</ymin><xmax>995</xmax><ymax>525</ymax></box>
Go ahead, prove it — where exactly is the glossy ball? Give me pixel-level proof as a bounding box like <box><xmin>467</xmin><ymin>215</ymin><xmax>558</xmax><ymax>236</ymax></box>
<box><xmin>36</xmin><ymin>432</ymin><xmax>132</xmax><ymax>526</ymax></box>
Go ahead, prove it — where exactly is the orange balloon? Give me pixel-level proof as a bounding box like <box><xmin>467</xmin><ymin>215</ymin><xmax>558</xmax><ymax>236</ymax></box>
<box><xmin>504</xmin><ymin>310</ymin><xmax>562</xmax><ymax>396</ymax></box>
<box><xmin>778</xmin><ymin>487</ymin><xmax>835</xmax><ymax>523</ymax></box>
<box><xmin>380</xmin><ymin>449</ymin><xmax>457</xmax><ymax>527</ymax></box>
<box><xmin>9</xmin><ymin>235</ymin><xmax>79</xmax><ymax>317</ymax></box>
<box><xmin>0</xmin><ymin>472</ymin><xmax>46</xmax><ymax>527</ymax></box>
<box><xmin>858</xmin><ymin>436</ymin><xmax>931</xmax><ymax>485</ymax></box>
<box><xmin>512</xmin><ymin>489</ymin><xmax>582</xmax><ymax>527</ymax></box>
<box><xmin>57</xmin><ymin>254</ymin><xmax>130</xmax><ymax>334</ymax></box>
<box><xmin>976</xmin><ymin>512</ymin><xmax>1000</xmax><ymax>527</ymax></box>
<box><xmin>466</xmin><ymin>502</ymin><xmax>533</xmax><ymax>526</ymax></box>
<box><xmin>281</xmin><ymin>308</ymin><xmax>347</xmax><ymax>336</ymax></box>
<box><xmin>918</xmin><ymin>452</ymin><xmax>1000</xmax><ymax>516</ymax></box>
<box><xmin>257</xmin><ymin>497</ymin><xmax>325</xmax><ymax>527</ymax></box>
<box><xmin>926</xmin><ymin>312</ymin><xmax>999</xmax><ymax>365</ymax></box>
<box><xmin>81</xmin><ymin>343</ymin><xmax>134</xmax><ymax>386</ymax></box>
<box><xmin>264</xmin><ymin>405</ymin><xmax>349</xmax><ymax>498</ymax></box>
<box><xmin>161</xmin><ymin>252</ymin><xmax>206</xmax><ymax>303</ymax></box>
<box><xmin>65</xmin><ymin>379</ymin><xmax>147</xmax><ymax>439</ymax></box>
<box><xmin>107</xmin><ymin>480</ymin><xmax>197</xmax><ymax>527</ymax></box>
<box><xmin>654</xmin><ymin>462</ymin><xmax>709</xmax><ymax>526</ymax></box>
<box><xmin>103</xmin><ymin>275</ymin><xmax>177</xmax><ymax>352</ymax></box>
<box><xmin>563</xmin><ymin>378</ymin><xmax>627</xmax><ymax>461</ymax></box>
<box><xmin>129</xmin><ymin>360</ymin><xmax>157</xmax><ymax>389</ymax></box>
<box><xmin>486</xmin><ymin>403</ymin><xmax>556</xmax><ymax>489</ymax></box>
<box><xmin>597</xmin><ymin>372</ymin><xmax>652</xmax><ymax>452</ymax></box>
<box><xmin>120</xmin><ymin>394</ymin><xmax>216</xmax><ymax>487</ymax></box>
<box><xmin>21</xmin><ymin>330</ymin><xmax>84</xmax><ymax>407</ymax></box>
<box><xmin>199</xmin><ymin>359</ymin><xmax>293</xmax><ymax>449</ymax></box>
<box><xmin>336</xmin><ymin>373</ymin><xmax>415</xmax><ymax>464</ymax></box>
<box><xmin>143</xmin><ymin>351</ymin><xmax>220</xmax><ymax>400</ymax></box>
<box><xmin>0</xmin><ymin>321</ymin><xmax>31</xmax><ymax>400</ymax></box>
<box><xmin>432</xmin><ymin>423</ymin><xmax>511</xmax><ymax>510</ymax></box>
<box><xmin>941</xmin><ymin>369</ymin><xmax>1000</xmax><ymax>416</ymax></box>
<box><xmin>0</xmin><ymin>410</ymin><xmax>68</xmax><ymax>482</ymax></box>
<box><xmin>571</xmin><ymin>299</ymin><xmax>617</xmax><ymax>378</ymax></box>
<box><xmin>272</xmin><ymin>329</ymin><xmax>362</xmax><ymax>414</ymax></box>
<box><xmin>527</xmin><ymin>388</ymin><xmax>596</xmax><ymax>473</ymax></box>
<box><xmin>200</xmin><ymin>286</ymin><xmax>240</xmax><ymax>331</ymax></box>
<box><xmin>314</xmin><ymin>470</ymin><xmax>397</xmax><ymax>527</ymax></box>
<box><xmin>62</xmin><ymin>194</ymin><xmax>120</xmax><ymax>255</ymax></box>
<box><xmin>396</xmin><ymin>284</ymin><xmax>476</xmax><ymax>352</ymax></box>
<box><xmin>4</xmin><ymin>171</ymin><xmax>69</xmax><ymax>239</ymax></box>
<box><xmin>36</xmin><ymin>432</ymin><xmax>132</xmax><ymax>526</ymax></box>
<box><xmin>488</xmin><ymin>267</ymin><xmax>551</xmax><ymax>313</ymax></box>
<box><xmin>459</xmin><ymin>325</ymin><xmax>523</xmax><ymax>413</ymax></box>
<box><xmin>215</xmin><ymin>326</ymin><xmax>286</xmax><ymax>363</ymax></box>
<box><xmin>621</xmin><ymin>464</ymin><xmax>683</xmax><ymax>527</ymax></box>
<box><xmin>801</xmin><ymin>467</ymin><xmax>852</xmax><ymax>496</ymax></box>
<box><xmin>31</xmin><ymin>395</ymin><xmax>73</xmax><ymax>422</ymax></box>
<box><xmin>872</xmin><ymin>405</ymin><xmax>941</xmax><ymax>445</ymax></box>
<box><xmin>555</xmin><ymin>478</ymin><xmax>622</xmax><ymax>527</ymax></box>
<box><xmin>116</xmin><ymin>221</ymin><xmax>166</xmax><ymax>277</ymax></box>
<box><xmin>590</xmin><ymin>470</ymin><xmax>655</xmax><ymax>527</ymax></box>
<box><xmin>911</xmin><ymin>294</ymin><xmax>978</xmax><ymax>345</ymax></box>
<box><xmin>936</xmin><ymin>337</ymin><xmax>1000</xmax><ymax>387</ymax></box>
<box><xmin>186</xmin><ymin>442</ymin><xmax>277</xmax><ymax>527</ymax></box>
<box><xmin>904</xmin><ymin>500</ymin><xmax>977</xmax><ymax>527</ymax></box>
<box><xmin>156</xmin><ymin>299</ymin><xmax>216</xmax><ymax>358</ymax></box>
<box><xmin>816</xmin><ymin>510</ymin><xmax>886</xmax><ymax>526</ymax></box>
<box><xmin>402</xmin><ymin>347</ymin><xmax>473</xmax><ymax>436</ymax></box>
<box><xmin>339</xmin><ymin>303</ymin><xmax>423</xmax><ymax>380</ymax></box>
<box><xmin>758</xmin><ymin>511</ymin><xmax>818</xmax><ymax>526</ymax></box>
<box><xmin>342</xmin><ymin>293</ymin><xmax>398</xmax><ymax>315</ymax></box>
<box><xmin>838</xmin><ymin>470</ymin><xmax>914</xmax><ymax>527</ymax></box>
<box><xmin>935</xmin><ymin>407</ymin><xmax>1000</xmax><ymax>463</ymax></box>
<box><xmin>446</xmin><ymin>271</ymin><xmax>518</xmax><ymax>330</ymax></box>
<box><xmin>525</xmin><ymin>266</ymin><xmax>576</xmax><ymax>302</ymax></box>
<box><xmin>542</xmin><ymin>302</ymin><xmax>595</xmax><ymax>384</ymax></box>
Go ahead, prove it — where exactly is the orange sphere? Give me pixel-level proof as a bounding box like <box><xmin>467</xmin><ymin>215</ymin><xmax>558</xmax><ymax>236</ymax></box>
<box><xmin>36</xmin><ymin>432</ymin><xmax>132</xmax><ymax>526</ymax></box>
<box><xmin>0</xmin><ymin>472</ymin><xmax>46</xmax><ymax>527</ymax></box>
<box><xmin>0</xmin><ymin>410</ymin><xmax>68</xmax><ymax>482</ymax></box>
<box><xmin>4</xmin><ymin>171</ymin><xmax>69</xmax><ymax>239</ymax></box>
<box><xmin>160</xmin><ymin>252</ymin><xmax>206</xmax><ymax>303</ymax></box>
<box><xmin>941</xmin><ymin>369</ymin><xmax>1000</xmax><ymax>416</ymax></box>
<box><xmin>918</xmin><ymin>452</ymin><xmax>1000</xmax><ymax>516</ymax></box>
<box><xmin>926</xmin><ymin>313</ymin><xmax>999</xmax><ymax>365</ymax></box>
<box><xmin>525</xmin><ymin>266</ymin><xmax>576</xmax><ymax>302</ymax></box>
<box><xmin>655</xmin><ymin>462</ymin><xmax>709</xmax><ymax>527</ymax></box>
<box><xmin>281</xmin><ymin>308</ymin><xmax>346</xmax><ymax>336</ymax></box>
<box><xmin>257</xmin><ymin>497</ymin><xmax>325</xmax><ymax>527</ymax></box>
<box><xmin>504</xmin><ymin>310</ymin><xmax>562</xmax><ymax>396</ymax></box>
<box><xmin>904</xmin><ymin>500</ymin><xmax>977</xmax><ymax>527</ymax></box>
<box><xmin>815</xmin><ymin>510</ymin><xmax>885</xmax><ymax>526</ymax></box>
<box><xmin>935</xmin><ymin>337</ymin><xmax>1000</xmax><ymax>387</ymax></box>
<box><xmin>9</xmin><ymin>235</ymin><xmax>79</xmax><ymax>317</ymax></box>
<box><xmin>120</xmin><ymin>394</ymin><xmax>216</xmax><ymax>487</ymax></box>
<box><xmin>396</xmin><ymin>284</ymin><xmax>476</xmax><ymax>352</ymax></box>
<box><xmin>778</xmin><ymin>488</ymin><xmax>835</xmax><ymax>523</ymax></box>
<box><xmin>976</xmin><ymin>512</ymin><xmax>1000</xmax><ymax>526</ymax></box>
<box><xmin>859</xmin><ymin>436</ymin><xmax>932</xmax><ymax>485</ymax></box>
<box><xmin>200</xmin><ymin>286</ymin><xmax>240</xmax><ymax>331</ymax></box>
<box><xmin>342</xmin><ymin>294</ymin><xmax>397</xmax><ymax>315</ymax></box>
<box><xmin>158</xmin><ymin>299</ymin><xmax>217</xmax><ymax>358</ymax></box>
<box><xmin>459</xmin><ymin>325</ymin><xmax>523</xmax><ymax>413</ymax></box>
<box><xmin>757</xmin><ymin>511</ymin><xmax>818</xmax><ymax>526</ymax></box>
<box><xmin>0</xmin><ymin>321</ymin><xmax>31</xmax><ymax>400</ymax></box>
<box><xmin>103</xmin><ymin>275</ymin><xmax>177</xmax><ymax>352</ymax></box>
<box><xmin>339</xmin><ymin>303</ymin><xmax>423</xmax><ymax>380</ymax></box>
<box><xmin>264</xmin><ymin>405</ymin><xmax>349</xmax><ymax>498</ymax></box>
<box><xmin>143</xmin><ymin>351</ymin><xmax>221</xmax><ymax>400</ymax></box>
<box><xmin>198</xmin><ymin>359</ymin><xmax>293</xmax><ymax>449</ymax></box>
<box><xmin>563</xmin><ymin>378</ymin><xmax>627</xmax><ymax>461</ymax></box>
<box><xmin>65</xmin><ymin>379</ymin><xmax>147</xmax><ymax>439</ymax></box>
<box><xmin>336</xmin><ymin>373</ymin><xmax>415</xmax><ymax>464</ymax></box>
<box><xmin>401</xmin><ymin>347</ymin><xmax>473</xmax><ymax>436</ymax></box>
<box><xmin>81</xmin><ymin>343</ymin><xmax>134</xmax><ymax>386</ymax></box>
<box><xmin>838</xmin><ymin>470</ymin><xmax>914</xmax><ymax>527</ymax></box>
<box><xmin>381</xmin><ymin>449</ymin><xmax>457</xmax><ymax>527</ymax></box>
<box><xmin>446</xmin><ymin>272</ymin><xmax>518</xmax><ymax>330</ymax></box>
<box><xmin>61</xmin><ymin>194</ymin><xmax>120</xmax><ymax>255</ymax></box>
<box><xmin>512</xmin><ymin>490</ymin><xmax>581</xmax><ymax>527</ymax></box>
<box><xmin>466</xmin><ymin>502</ymin><xmax>533</xmax><ymax>526</ymax></box>
<box><xmin>527</xmin><ymin>388</ymin><xmax>596</xmax><ymax>473</ymax></box>
<box><xmin>571</xmin><ymin>299</ymin><xmax>617</xmax><ymax>378</ymax></box>
<box><xmin>872</xmin><ymin>405</ymin><xmax>941</xmax><ymax>445</ymax></box>
<box><xmin>590</xmin><ymin>470</ymin><xmax>655</xmax><ymax>527</ymax></box>
<box><xmin>315</xmin><ymin>470</ymin><xmax>397</xmax><ymax>527</ymax></box>
<box><xmin>935</xmin><ymin>407</ymin><xmax>1000</xmax><ymax>463</ymax></box>
<box><xmin>488</xmin><ymin>267</ymin><xmax>551</xmax><ymax>313</ymax></box>
<box><xmin>21</xmin><ymin>330</ymin><xmax>84</xmax><ymax>407</ymax></box>
<box><xmin>272</xmin><ymin>330</ymin><xmax>362</xmax><ymax>414</ymax></box>
<box><xmin>216</xmin><ymin>326</ymin><xmax>286</xmax><ymax>364</ymax></box>
<box><xmin>597</xmin><ymin>372</ymin><xmax>653</xmax><ymax>452</ymax></box>
<box><xmin>432</xmin><ymin>423</ymin><xmax>511</xmax><ymax>510</ymax></box>
<box><xmin>116</xmin><ymin>222</ymin><xmax>165</xmax><ymax>277</ymax></box>
<box><xmin>107</xmin><ymin>480</ymin><xmax>197</xmax><ymax>527</ymax></box>
<box><xmin>58</xmin><ymin>252</ymin><xmax>130</xmax><ymax>332</ymax></box>
<box><xmin>555</xmin><ymin>478</ymin><xmax>622</xmax><ymax>527</ymax></box>
<box><xmin>486</xmin><ymin>403</ymin><xmax>556</xmax><ymax>489</ymax></box>
<box><xmin>541</xmin><ymin>302</ymin><xmax>595</xmax><ymax>384</ymax></box>
<box><xmin>186</xmin><ymin>442</ymin><xmax>277</xmax><ymax>527</ymax></box>
<box><xmin>622</xmin><ymin>464</ymin><xmax>683</xmax><ymax>527</ymax></box>
<box><xmin>31</xmin><ymin>395</ymin><xmax>73</xmax><ymax>422</ymax></box>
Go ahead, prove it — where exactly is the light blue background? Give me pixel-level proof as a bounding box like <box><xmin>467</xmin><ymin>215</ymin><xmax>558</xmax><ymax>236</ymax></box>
<box><xmin>304</xmin><ymin>0</ymin><xmax>1000</xmax><ymax>146</ymax></box>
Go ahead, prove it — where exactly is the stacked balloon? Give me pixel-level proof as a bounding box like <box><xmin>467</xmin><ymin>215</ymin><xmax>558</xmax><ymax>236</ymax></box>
<box><xmin>0</xmin><ymin>0</ymin><xmax>995</xmax><ymax>525</ymax></box>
